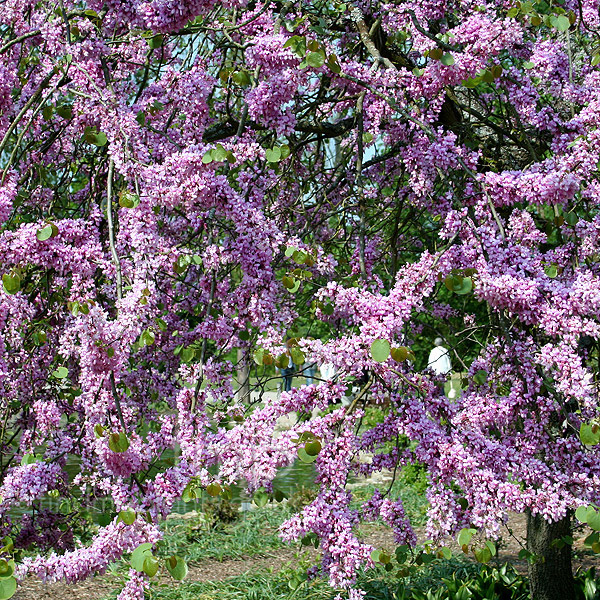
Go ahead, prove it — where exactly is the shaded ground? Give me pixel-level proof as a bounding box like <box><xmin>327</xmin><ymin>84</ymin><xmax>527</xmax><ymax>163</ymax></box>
<box><xmin>13</xmin><ymin>549</ymin><xmax>304</xmax><ymax>600</ymax></box>
<box><xmin>13</xmin><ymin>513</ymin><xmax>600</xmax><ymax>600</ymax></box>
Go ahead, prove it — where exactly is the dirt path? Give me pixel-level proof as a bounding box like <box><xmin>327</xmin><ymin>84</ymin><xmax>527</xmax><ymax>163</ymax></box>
<box><xmin>13</xmin><ymin>548</ymin><xmax>306</xmax><ymax>600</ymax></box>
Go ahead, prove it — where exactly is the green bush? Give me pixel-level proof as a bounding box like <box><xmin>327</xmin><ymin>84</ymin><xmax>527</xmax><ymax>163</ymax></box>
<box><xmin>288</xmin><ymin>486</ymin><xmax>318</xmax><ymax>513</ymax></box>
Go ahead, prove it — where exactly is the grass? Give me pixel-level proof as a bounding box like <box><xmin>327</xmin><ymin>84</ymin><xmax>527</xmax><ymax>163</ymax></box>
<box><xmin>100</xmin><ymin>469</ymin><xmax>433</xmax><ymax>599</ymax></box>
<box><xmin>136</xmin><ymin>553</ymin><xmax>480</xmax><ymax>600</ymax></box>
<box><xmin>158</xmin><ymin>502</ymin><xmax>293</xmax><ymax>563</ymax></box>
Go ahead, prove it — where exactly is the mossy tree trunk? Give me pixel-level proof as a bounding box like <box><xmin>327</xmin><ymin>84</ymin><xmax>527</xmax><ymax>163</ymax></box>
<box><xmin>526</xmin><ymin>512</ymin><xmax>575</xmax><ymax>600</ymax></box>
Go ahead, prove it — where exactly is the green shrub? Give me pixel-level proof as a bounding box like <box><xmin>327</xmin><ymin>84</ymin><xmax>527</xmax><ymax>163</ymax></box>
<box><xmin>288</xmin><ymin>486</ymin><xmax>318</xmax><ymax>513</ymax></box>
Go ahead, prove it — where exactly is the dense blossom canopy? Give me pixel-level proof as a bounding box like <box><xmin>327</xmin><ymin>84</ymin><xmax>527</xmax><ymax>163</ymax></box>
<box><xmin>1</xmin><ymin>0</ymin><xmax>600</xmax><ymax>598</ymax></box>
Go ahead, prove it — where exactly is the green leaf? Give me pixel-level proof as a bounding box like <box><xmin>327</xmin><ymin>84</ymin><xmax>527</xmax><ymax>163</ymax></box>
<box><xmin>283</xmin><ymin>35</ymin><xmax>306</xmax><ymax>57</ymax></box>
<box><xmin>445</xmin><ymin>274</ymin><xmax>473</xmax><ymax>294</ymax></box>
<box><xmin>482</xmin><ymin>69</ymin><xmax>496</xmax><ymax>84</ymax></box>
<box><xmin>206</xmin><ymin>483</ymin><xmax>222</xmax><ymax>497</ymax></box>
<box><xmin>275</xmin><ymin>353</ymin><xmax>289</xmax><ymax>369</ymax></box>
<box><xmin>109</xmin><ymin>432</ymin><xmax>130</xmax><ymax>453</ymax></box>
<box><xmin>20</xmin><ymin>453</ymin><xmax>38</xmax><ymax>466</ymax></box>
<box><xmin>97</xmin><ymin>512</ymin><xmax>113</xmax><ymax>527</ymax></box>
<box><xmin>580</xmin><ymin>423</ymin><xmax>599</xmax><ymax>446</ymax></box>
<box><xmin>131</xmin><ymin>543</ymin><xmax>153</xmax><ymax>572</ymax></box>
<box><xmin>552</xmin><ymin>15</ymin><xmax>571</xmax><ymax>31</ymax></box>
<box><xmin>232</xmin><ymin>70</ymin><xmax>251</xmax><ymax>86</ymax></box>
<box><xmin>306</xmin><ymin>51</ymin><xmax>325</xmax><ymax>68</ymax></box>
<box><xmin>322</xmin><ymin>303</ymin><xmax>334</xmax><ymax>316</ymax></box>
<box><xmin>36</xmin><ymin>224</ymin><xmax>55</xmax><ymax>241</ymax></box>
<box><xmin>576</xmin><ymin>505</ymin><xmax>589</xmax><ymax>523</ymax></box>
<box><xmin>523</xmin><ymin>61</ymin><xmax>535</xmax><ymax>70</ymax></box>
<box><xmin>0</xmin><ymin>577</ymin><xmax>16</xmax><ymax>600</ymax></box>
<box><xmin>211</xmin><ymin>144</ymin><xmax>227</xmax><ymax>162</ymax></box>
<box><xmin>288</xmin><ymin>576</ymin><xmax>303</xmax><ymax>591</ymax></box>
<box><xmin>297</xmin><ymin>447</ymin><xmax>317</xmax><ymax>463</ymax></box>
<box><xmin>56</xmin><ymin>105</ymin><xmax>73</xmax><ymax>120</ymax></box>
<box><xmin>474</xmin><ymin>545</ymin><xmax>492</xmax><ymax>563</ymax></box>
<box><xmin>142</xmin><ymin>330</ymin><xmax>156</xmax><ymax>346</ymax></box>
<box><xmin>441</xmin><ymin>53</ymin><xmax>455</xmax><ymax>66</ymax></box>
<box><xmin>166</xmin><ymin>556</ymin><xmax>188</xmax><ymax>581</ymax></box>
<box><xmin>143</xmin><ymin>555</ymin><xmax>159</xmax><ymax>577</ymax></box>
<box><xmin>395</xmin><ymin>545</ymin><xmax>409</xmax><ymax>563</ymax></box>
<box><xmin>52</xmin><ymin>366</ymin><xmax>69</xmax><ymax>379</ymax></box>
<box><xmin>588</xmin><ymin>508</ymin><xmax>600</xmax><ymax>531</ymax></box>
<box><xmin>292</xmin><ymin>250</ymin><xmax>306</xmax><ymax>264</ymax></box>
<box><xmin>180</xmin><ymin>348</ymin><xmax>194</xmax><ymax>363</ymax></box>
<box><xmin>119</xmin><ymin>191</ymin><xmax>140</xmax><ymax>209</ymax></box>
<box><xmin>147</xmin><ymin>34</ymin><xmax>163</xmax><ymax>49</ymax></box>
<box><xmin>265</xmin><ymin>147</ymin><xmax>282</xmax><ymax>163</ymax></box>
<box><xmin>491</xmin><ymin>64</ymin><xmax>503</xmax><ymax>79</ymax></box>
<box><xmin>0</xmin><ymin>560</ymin><xmax>15</xmax><ymax>579</ymax></box>
<box><xmin>592</xmin><ymin>53</ymin><xmax>600</xmax><ymax>67</ymax></box>
<box><xmin>439</xmin><ymin>547</ymin><xmax>452</xmax><ymax>560</ymax></box>
<box><xmin>290</xmin><ymin>348</ymin><xmax>305</xmax><ymax>365</ymax></box>
<box><xmin>462</xmin><ymin>76</ymin><xmax>481</xmax><ymax>88</ymax></box>
<box><xmin>457</xmin><ymin>527</ymin><xmax>476</xmax><ymax>547</ymax></box>
<box><xmin>444</xmin><ymin>274</ymin><xmax>462</xmax><ymax>291</ymax></box>
<box><xmin>253</xmin><ymin>348</ymin><xmax>265</xmax><ymax>366</ymax></box>
<box><xmin>473</xmin><ymin>369</ymin><xmax>488</xmax><ymax>385</ymax></box>
<box><xmin>118</xmin><ymin>509</ymin><xmax>136</xmax><ymax>525</ymax></box>
<box><xmin>94</xmin><ymin>131</ymin><xmax>108</xmax><ymax>146</ymax></box>
<box><xmin>202</xmin><ymin>150</ymin><xmax>213</xmax><ymax>164</ymax></box>
<box><xmin>304</xmin><ymin>440</ymin><xmax>321</xmax><ymax>456</ymax></box>
<box><xmin>545</xmin><ymin>264</ymin><xmax>559</xmax><ymax>278</ymax></box>
<box><xmin>182</xmin><ymin>482</ymin><xmax>197</xmax><ymax>503</ymax></box>
<box><xmin>454</xmin><ymin>277</ymin><xmax>473</xmax><ymax>295</ymax></box>
<box><xmin>239</xmin><ymin>330</ymin><xmax>250</xmax><ymax>341</ymax></box>
<box><xmin>2</xmin><ymin>274</ymin><xmax>20</xmax><ymax>295</ymax></box>
<box><xmin>370</xmin><ymin>339</ymin><xmax>390</xmax><ymax>362</ymax></box>
<box><xmin>253</xmin><ymin>489</ymin><xmax>269</xmax><ymax>507</ymax></box>
<box><xmin>484</xmin><ymin>540</ymin><xmax>497</xmax><ymax>556</ymax></box>
<box><xmin>518</xmin><ymin>548</ymin><xmax>534</xmax><ymax>561</ymax></box>
<box><xmin>327</xmin><ymin>54</ymin><xmax>341</xmax><ymax>74</ymax></box>
<box><xmin>565</xmin><ymin>212</ymin><xmax>578</xmax><ymax>225</ymax></box>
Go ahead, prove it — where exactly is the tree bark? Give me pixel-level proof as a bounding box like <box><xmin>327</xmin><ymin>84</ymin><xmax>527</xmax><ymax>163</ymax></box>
<box><xmin>526</xmin><ymin>512</ymin><xmax>575</xmax><ymax>600</ymax></box>
<box><xmin>237</xmin><ymin>348</ymin><xmax>250</xmax><ymax>402</ymax></box>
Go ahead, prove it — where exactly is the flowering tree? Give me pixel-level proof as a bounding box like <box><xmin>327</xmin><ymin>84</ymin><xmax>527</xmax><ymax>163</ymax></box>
<box><xmin>1</xmin><ymin>1</ymin><xmax>600</xmax><ymax>599</ymax></box>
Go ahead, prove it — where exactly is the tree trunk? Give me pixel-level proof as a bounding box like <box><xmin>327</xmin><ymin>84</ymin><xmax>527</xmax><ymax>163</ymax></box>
<box><xmin>526</xmin><ymin>512</ymin><xmax>575</xmax><ymax>600</ymax></box>
<box><xmin>237</xmin><ymin>348</ymin><xmax>250</xmax><ymax>402</ymax></box>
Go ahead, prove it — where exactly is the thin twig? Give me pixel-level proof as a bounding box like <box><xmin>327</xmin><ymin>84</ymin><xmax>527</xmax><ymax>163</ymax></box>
<box><xmin>351</xmin><ymin>7</ymin><xmax>395</xmax><ymax>69</ymax></box>
<box><xmin>106</xmin><ymin>160</ymin><xmax>123</xmax><ymax>300</ymax></box>
<box><xmin>0</xmin><ymin>71</ymin><xmax>54</xmax><ymax>159</ymax></box>
<box><xmin>345</xmin><ymin>376</ymin><xmax>373</xmax><ymax>417</ymax></box>
<box><xmin>0</xmin><ymin>30</ymin><xmax>41</xmax><ymax>54</ymax></box>
<box><xmin>406</xmin><ymin>9</ymin><xmax>459</xmax><ymax>52</ymax></box>
<box><xmin>110</xmin><ymin>372</ymin><xmax>127</xmax><ymax>431</ymax></box>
